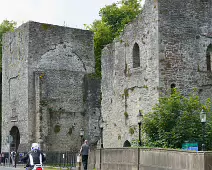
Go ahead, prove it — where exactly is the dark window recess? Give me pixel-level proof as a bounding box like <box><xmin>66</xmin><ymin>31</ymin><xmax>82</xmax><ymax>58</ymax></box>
<box><xmin>123</xmin><ymin>140</ymin><xmax>131</xmax><ymax>147</ymax></box>
<box><xmin>171</xmin><ymin>83</ymin><xmax>176</xmax><ymax>89</ymax></box>
<box><xmin>132</xmin><ymin>43</ymin><xmax>140</xmax><ymax>68</ymax></box>
<box><xmin>171</xmin><ymin>83</ymin><xmax>176</xmax><ymax>94</ymax></box>
<box><xmin>206</xmin><ymin>44</ymin><xmax>212</xmax><ymax>71</ymax></box>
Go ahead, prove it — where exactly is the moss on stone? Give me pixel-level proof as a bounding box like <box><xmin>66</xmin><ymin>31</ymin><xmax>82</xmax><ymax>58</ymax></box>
<box><xmin>143</xmin><ymin>85</ymin><xmax>148</xmax><ymax>89</ymax></box>
<box><xmin>87</xmin><ymin>73</ymin><xmax>101</xmax><ymax>80</ymax></box>
<box><xmin>129</xmin><ymin>127</ymin><xmax>135</xmax><ymax>135</ymax></box>
<box><xmin>124</xmin><ymin>112</ymin><xmax>129</xmax><ymax>118</ymax></box>
<box><xmin>41</xmin><ymin>24</ymin><xmax>51</xmax><ymax>30</ymax></box>
<box><xmin>54</xmin><ymin>125</ymin><xmax>60</xmax><ymax>133</ymax></box>
<box><xmin>124</xmin><ymin>88</ymin><xmax>129</xmax><ymax>98</ymax></box>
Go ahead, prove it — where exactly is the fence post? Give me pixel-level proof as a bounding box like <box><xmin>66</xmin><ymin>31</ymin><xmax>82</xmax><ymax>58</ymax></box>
<box><xmin>60</xmin><ymin>152</ymin><xmax>61</xmax><ymax>168</ymax></box>
<box><xmin>63</xmin><ymin>153</ymin><xmax>65</xmax><ymax>168</ymax></box>
<box><xmin>100</xmin><ymin>148</ymin><xmax>102</xmax><ymax>170</ymax></box>
<box><xmin>138</xmin><ymin>148</ymin><xmax>140</xmax><ymax>170</ymax></box>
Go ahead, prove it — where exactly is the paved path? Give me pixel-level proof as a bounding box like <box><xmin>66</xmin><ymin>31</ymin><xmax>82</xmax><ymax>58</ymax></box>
<box><xmin>0</xmin><ymin>166</ymin><xmax>77</xmax><ymax>170</ymax></box>
<box><xmin>0</xmin><ymin>166</ymin><xmax>23</xmax><ymax>170</ymax></box>
<box><xmin>0</xmin><ymin>165</ymin><xmax>78</xmax><ymax>170</ymax></box>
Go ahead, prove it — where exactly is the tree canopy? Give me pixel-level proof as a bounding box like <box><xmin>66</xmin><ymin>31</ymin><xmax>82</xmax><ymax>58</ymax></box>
<box><xmin>0</xmin><ymin>20</ymin><xmax>16</xmax><ymax>72</ymax></box>
<box><xmin>85</xmin><ymin>0</ymin><xmax>142</xmax><ymax>77</ymax></box>
<box><xmin>142</xmin><ymin>88</ymin><xmax>212</xmax><ymax>150</ymax></box>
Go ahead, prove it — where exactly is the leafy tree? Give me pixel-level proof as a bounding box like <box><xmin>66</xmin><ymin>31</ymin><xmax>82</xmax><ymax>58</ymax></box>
<box><xmin>86</xmin><ymin>20</ymin><xmax>113</xmax><ymax>77</ymax></box>
<box><xmin>0</xmin><ymin>20</ymin><xmax>16</xmax><ymax>72</ymax></box>
<box><xmin>142</xmin><ymin>88</ymin><xmax>212</xmax><ymax>150</ymax></box>
<box><xmin>85</xmin><ymin>0</ymin><xmax>142</xmax><ymax>77</ymax></box>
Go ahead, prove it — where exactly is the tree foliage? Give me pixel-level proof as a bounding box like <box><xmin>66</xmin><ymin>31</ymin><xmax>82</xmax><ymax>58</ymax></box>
<box><xmin>85</xmin><ymin>0</ymin><xmax>142</xmax><ymax>77</ymax></box>
<box><xmin>0</xmin><ymin>20</ymin><xmax>16</xmax><ymax>72</ymax></box>
<box><xmin>142</xmin><ymin>88</ymin><xmax>212</xmax><ymax>150</ymax></box>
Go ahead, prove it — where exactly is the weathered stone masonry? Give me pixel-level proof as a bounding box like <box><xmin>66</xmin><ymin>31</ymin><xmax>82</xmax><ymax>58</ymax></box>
<box><xmin>2</xmin><ymin>0</ymin><xmax>212</xmax><ymax>152</ymax></box>
<box><xmin>101</xmin><ymin>0</ymin><xmax>212</xmax><ymax>148</ymax></box>
<box><xmin>2</xmin><ymin>21</ymin><xmax>101</xmax><ymax>152</ymax></box>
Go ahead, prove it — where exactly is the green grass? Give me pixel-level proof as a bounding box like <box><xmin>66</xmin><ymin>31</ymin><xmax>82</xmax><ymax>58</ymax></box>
<box><xmin>44</xmin><ymin>167</ymin><xmax>69</xmax><ymax>170</ymax></box>
<box><xmin>44</xmin><ymin>165</ymin><xmax>77</xmax><ymax>170</ymax></box>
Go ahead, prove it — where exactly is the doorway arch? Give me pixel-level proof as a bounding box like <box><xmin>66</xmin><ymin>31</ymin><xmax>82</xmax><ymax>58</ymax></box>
<box><xmin>123</xmin><ymin>140</ymin><xmax>131</xmax><ymax>147</ymax></box>
<box><xmin>10</xmin><ymin>126</ymin><xmax>20</xmax><ymax>152</ymax></box>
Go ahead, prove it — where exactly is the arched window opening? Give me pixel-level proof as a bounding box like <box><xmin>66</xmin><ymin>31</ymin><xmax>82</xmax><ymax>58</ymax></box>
<box><xmin>10</xmin><ymin>126</ymin><xmax>20</xmax><ymax>152</ymax></box>
<box><xmin>133</xmin><ymin>43</ymin><xmax>140</xmax><ymax>68</ymax></box>
<box><xmin>171</xmin><ymin>83</ymin><xmax>176</xmax><ymax>94</ymax></box>
<box><xmin>171</xmin><ymin>83</ymin><xmax>176</xmax><ymax>89</ymax></box>
<box><xmin>206</xmin><ymin>44</ymin><xmax>212</xmax><ymax>71</ymax></box>
<box><xmin>123</xmin><ymin>140</ymin><xmax>131</xmax><ymax>147</ymax></box>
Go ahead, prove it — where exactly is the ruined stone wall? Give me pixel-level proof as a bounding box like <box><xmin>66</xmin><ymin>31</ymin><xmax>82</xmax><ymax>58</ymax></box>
<box><xmin>101</xmin><ymin>0</ymin><xmax>212</xmax><ymax>148</ymax></box>
<box><xmin>2</xmin><ymin>23</ymin><xmax>30</xmax><ymax>152</ymax></box>
<box><xmin>38</xmin><ymin>70</ymin><xmax>87</xmax><ymax>151</ymax></box>
<box><xmin>84</xmin><ymin>75</ymin><xmax>101</xmax><ymax>148</ymax></box>
<box><xmin>36</xmin><ymin>71</ymin><xmax>100</xmax><ymax>151</ymax></box>
<box><xmin>158</xmin><ymin>0</ymin><xmax>212</xmax><ymax>100</ymax></box>
<box><xmin>2</xmin><ymin>21</ymin><xmax>101</xmax><ymax>152</ymax></box>
<box><xmin>26</xmin><ymin>21</ymin><xmax>99</xmax><ymax>151</ymax></box>
<box><xmin>101</xmin><ymin>0</ymin><xmax>159</xmax><ymax>148</ymax></box>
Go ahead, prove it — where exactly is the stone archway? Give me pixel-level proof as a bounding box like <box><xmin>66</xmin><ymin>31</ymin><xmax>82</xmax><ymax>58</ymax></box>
<box><xmin>123</xmin><ymin>140</ymin><xmax>131</xmax><ymax>147</ymax></box>
<box><xmin>10</xmin><ymin>126</ymin><xmax>20</xmax><ymax>152</ymax></box>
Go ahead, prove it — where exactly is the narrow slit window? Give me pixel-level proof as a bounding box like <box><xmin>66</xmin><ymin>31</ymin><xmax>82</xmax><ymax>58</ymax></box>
<box><xmin>171</xmin><ymin>83</ymin><xmax>176</xmax><ymax>89</ymax></box>
<box><xmin>171</xmin><ymin>83</ymin><xmax>176</xmax><ymax>94</ymax></box>
<box><xmin>132</xmin><ymin>43</ymin><xmax>140</xmax><ymax>68</ymax></box>
<box><xmin>206</xmin><ymin>44</ymin><xmax>212</xmax><ymax>72</ymax></box>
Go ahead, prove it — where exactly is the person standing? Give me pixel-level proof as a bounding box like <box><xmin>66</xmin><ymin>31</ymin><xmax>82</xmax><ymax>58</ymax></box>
<box><xmin>1</xmin><ymin>153</ymin><xmax>5</xmax><ymax>166</ymax></box>
<box><xmin>80</xmin><ymin>140</ymin><xmax>90</xmax><ymax>170</ymax></box>
<box><xmin>10</xmin><ymin>150</ymin><xmax>16</xmax><ymax>167</ymax></box>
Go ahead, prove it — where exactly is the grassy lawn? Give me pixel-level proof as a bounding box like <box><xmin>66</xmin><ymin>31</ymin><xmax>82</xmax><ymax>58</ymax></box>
<box><xmin>44</xmin><ymin>166</ymin><xmax>72</xmax><ymax>170</ymax></box>
<box><xmin>44</xmin><ymin>167</ymin><xmax>57</xmax><ymax>170</ymax></box>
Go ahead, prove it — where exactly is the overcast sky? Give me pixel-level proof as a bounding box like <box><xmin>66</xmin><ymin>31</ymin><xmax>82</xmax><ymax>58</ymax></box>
<box><xmin>0</xmin><ymin>0</ymin><xmax>144</xmax><ymax>29</ymax></box>
<box><xmin>0</xmin><ymin>0</ymin><xmax>145</xmax><ymax>29</ymax></box>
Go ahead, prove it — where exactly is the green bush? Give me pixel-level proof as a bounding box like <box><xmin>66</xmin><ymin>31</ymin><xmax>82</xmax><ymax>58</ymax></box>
<box><xmin>142</xmin><ymin>88</ymin><xmax>212</xmax><ymax>150</ymax></box>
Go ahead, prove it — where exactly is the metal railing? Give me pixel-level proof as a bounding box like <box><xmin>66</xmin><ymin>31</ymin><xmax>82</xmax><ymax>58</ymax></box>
<box><xmin>45</xmin><ymin>151</ymin><xmax>78</xmax><ymax>168</ymax></box>
<box><xmin>0</xmin><ymin>151</ymin><xmax>78</xmax><ymax>168</ymax></box>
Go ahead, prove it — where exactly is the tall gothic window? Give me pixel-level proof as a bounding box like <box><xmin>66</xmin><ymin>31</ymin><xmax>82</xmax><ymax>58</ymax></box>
<box><xmin>206</xmin><ymin>44</ymin><xmax>212</xmax><ymax>72</ymax></box>
<box><xmin>132</xmin><ymin>43</ymin><xmax>140</xmax><ymax>68</ymax></box>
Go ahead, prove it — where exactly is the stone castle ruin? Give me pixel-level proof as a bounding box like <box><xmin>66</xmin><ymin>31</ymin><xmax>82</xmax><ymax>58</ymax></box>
<box><xmin>101</xmin><ymin>0</ymin><xmax>212</xmax><ymax>147</ymax></box>
<box><xmin>2</xmin><ymin>21</ymin><xmax>101</xmax><ymax>152</ymax></box>
<box><xmin>2</xmin><ymin>0</ymin><xmax>212</xmax><ymax>152</ymax></box>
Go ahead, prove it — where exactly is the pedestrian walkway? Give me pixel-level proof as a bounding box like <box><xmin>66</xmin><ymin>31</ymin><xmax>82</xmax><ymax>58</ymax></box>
<box><xmin>1</xmin><ymin>164</ymin><xmax>77</xmax><ymax>170</ymax></box>
<box><xmin>0</xmin><ymin>165</ymin><xmax>77</xmax><ymax>170</ymax></box>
